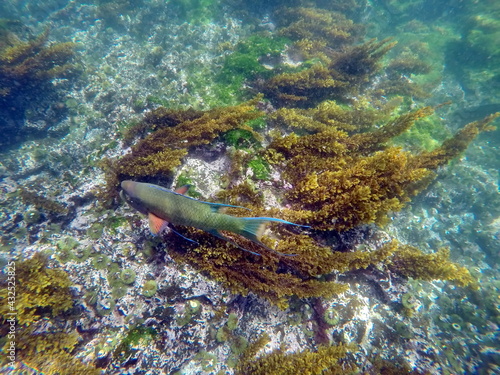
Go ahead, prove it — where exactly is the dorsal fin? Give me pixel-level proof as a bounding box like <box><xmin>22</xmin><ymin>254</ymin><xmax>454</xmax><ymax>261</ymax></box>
<box><xmin>174</xmin><ymin>185</ymin><xmax>191</xmax><ymax>195</ymax></box>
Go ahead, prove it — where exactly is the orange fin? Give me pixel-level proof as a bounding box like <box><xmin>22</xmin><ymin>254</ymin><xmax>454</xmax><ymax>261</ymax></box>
<box><xmin>174</xmin><ymin>185</ymin><xmax>191</xmax><ymax>195</ymax></box>
<box><xmin>148</xmin><ymin>213</ymin><xmax>169</xmax><ymax>235</ymax></box>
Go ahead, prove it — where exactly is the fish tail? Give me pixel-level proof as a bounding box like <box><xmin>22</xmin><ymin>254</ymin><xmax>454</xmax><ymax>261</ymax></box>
<box><xmin>238</xmin><ymin>218</ymin><xmax>269</xmax><ymax>244</ymax></box>
<box><xmin>238</xmin><ymin>217</ymin><xmax>308</xmax><ymax>256</ymax></box>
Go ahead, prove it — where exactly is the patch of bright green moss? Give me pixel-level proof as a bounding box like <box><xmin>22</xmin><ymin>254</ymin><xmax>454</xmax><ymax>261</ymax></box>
<box><xmin>248</xmin><ymin>157</ymin><xmax>270</xmax><ymax>180</ymax></box>
<box><xmin>105</xmin><ymin>216</ymin><xmax>129</xmax><ymax>231</ymax></box>
<box><xmin>246</xmin><ymin>115</ymin><xmax>267</xmax><ymax>130</ymax></box>
<box><xmin>224</xmin><ymin>128</ymin><xmax>261</xmax><ymax>149</ymax></box>
<box><xmin>227</xmin><ymin>312</ymin><xmax>239</xmax><ymax>330</ymax></box>
<box><xmin>73</xmin><ymin>246</ymin><xmax>92</xmax><ymax>263</ymax></box>
<box><xmin>218</xmin><ymin>35</ymin><xmax>290</xmax><ymax>87</ymax></box>
<box><xmin>57</xmin><ymin>237</ymin><xmax>80</xmax><ymax>251</ymax></box>
<box><xmin>113</xmin><ymin>326</ymin><xmax>157</xmax><ymax>361</ymax></box>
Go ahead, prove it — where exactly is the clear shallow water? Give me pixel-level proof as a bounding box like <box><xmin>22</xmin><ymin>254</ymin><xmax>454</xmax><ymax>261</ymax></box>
<box><xmin>0</xmin><ymin>1</ymin><xmax>499</xmax><ymax>374</ymax></box>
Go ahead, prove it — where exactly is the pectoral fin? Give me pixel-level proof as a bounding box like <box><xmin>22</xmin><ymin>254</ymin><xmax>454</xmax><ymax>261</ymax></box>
<box><xmin>148</xmin><ymin>213</ymin><xmax>169</xmax><ymax>235</ymax></box>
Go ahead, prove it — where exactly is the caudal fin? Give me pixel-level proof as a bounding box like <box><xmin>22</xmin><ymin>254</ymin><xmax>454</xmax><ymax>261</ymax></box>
<box><xmin>238</xmin><ymin>217</ymin><xmax>309</xmax><ymax>256</ymax></box>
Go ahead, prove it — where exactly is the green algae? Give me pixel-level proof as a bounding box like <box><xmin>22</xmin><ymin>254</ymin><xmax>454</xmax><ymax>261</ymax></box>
<box><xmin>218</xmin><ymin>34</ymin><xmax>290</xmax><ymax>87</ymax></box>
<box><xmin>394</xmin><ymin>321</ymin><xmax>414</xmax><ymax>339</ymax></box>
<box><xmin>227</xmin><ymin>312</ymin><xmax>239</xmax><ymax>330</ymax></box>
<box><xmin>120</xmin><ymin>268</ymin><xmax>137</xmax><ymax>285</ymax></box>
<box><xmin>224</xmin><ymin>128</ymin><xmax>261</xmax><ymax>149</ymax></box>
<box><xmin>176</xmin><ymin>300</ymin><xmax>202</xmax><ymax>326</ymax></box>
<box><xmin>113</xmin><ymin>326</ymin><xmax>157</xmax><ymax>361</ymax></box>
<box><xmin>142</xmin><ymin>280</ymin><xmax>158</xmax><ymax>297</ymax></box>
<box><xmin>0</xmin><ymin>253</ymin><xmax>99</xmax><ymax>374</ymax></box>
<box><xmin>55</xmin><ymin>237</ymin><xmax>83</xmax><ymax>264</ymax></box>
<box><xmin>92</xmin><ymin>253</ymin><xmax>112</xmax><ymax>270</ymax></box>
<box><xmin>24</xmin><ymin>210</ymin><xmax>41</xmax><ymax>225</ymax></box>
<box><xmin>106</xmin><ymin>262</ymin><xmax>122</xmax><ymax>287</ymax></box>
<box><xmin>194</xmin><ymin>350</ymin><xmax>218</xmax><ymax>372</ymax></box>
<box><xmin>392</xmin><ymin>112</ymin><xmax>452</xmax><ymax>152</ymax></box>
<box><xmin>401</xmin><ymin>292</ymin><xmax>416</xmax><ymax>310</ymax></box>
<box><xmin>86</xmin><ymin>222</ymin><xmax>104</xmax><ymax>239</ymax></box>
<box><xmin>175</xmin><ymin>173</ymin><xmax>202</xmax><ymax>198</ymax></box>
<box><xmin>57</xmin><ymin>236</ymin><xmax>80</xmax><ymax>251</ymax></box>
<box><xmin>248</xmin><ymin>157</ymin><xmax>270</xmax><ymax>180</ymax></box>
<box><xmin>112</xmin><ymin>285</ymin><xmax>128</xmax><ymax>299</ymax></box>
<box><xmin>246</xmin><ymin>116</ymin><xmax>267</xmax><ymax>130</ymax></box>
<box><xmin>323</xmin><ymin>307</ymin><xmax>339</xmax><ymax>326</ymax></box>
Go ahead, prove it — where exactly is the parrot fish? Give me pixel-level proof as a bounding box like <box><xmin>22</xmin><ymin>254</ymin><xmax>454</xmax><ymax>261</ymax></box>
<box><xmin>120</xmin><ymin>180</ymin><xmax>307</xmax><ymax>256</ymax></box>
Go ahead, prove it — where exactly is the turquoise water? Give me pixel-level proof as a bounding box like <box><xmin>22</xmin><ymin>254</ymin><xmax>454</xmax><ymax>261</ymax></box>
<box><xmin>0</xmin><ymin>1</ymin><xmax>499</xmax><ymax>374</ymax></box>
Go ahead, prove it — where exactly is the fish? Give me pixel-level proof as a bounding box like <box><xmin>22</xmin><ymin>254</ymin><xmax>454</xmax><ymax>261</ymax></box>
<box><xmin>120</xmin><ymin>180</ymin><xmax>308</xmax><ymax>256</ymax></box>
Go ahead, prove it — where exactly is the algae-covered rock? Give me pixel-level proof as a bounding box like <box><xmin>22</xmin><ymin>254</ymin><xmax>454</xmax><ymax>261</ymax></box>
<box><xmin>120</xmin><ymin>268</ymin><xmax>137</xmax><ymax>285</ymax></box>
<box><xmin>0</xmin><ymin>27</ymin><xmax>79</xmax><ymax>149</ymax></box>
<box><xmin>142</xmin><ymin>280</ymin><xmax>158</xmax><ymax>297</ymax></box>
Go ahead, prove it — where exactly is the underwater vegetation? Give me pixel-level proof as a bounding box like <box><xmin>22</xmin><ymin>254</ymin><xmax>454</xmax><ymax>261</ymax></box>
<box><xmin>206</xmin><ymin>7</ymin><xmax>400</xmax><ymax>108</ymax></box>
<box><xmin>0</xmin><ymin>1</ymin><xmax>497</xmax><ymax>374</ymax></box>
<box><xmin>104</xmin><ymin>96</ymin><xmax>494</xmax><ymax>308</ymax></box>
<box><xmin>101</xmin><ymin>97</ymin><xmax>264</xmax><ymax>201</ymax></box>
<box><xmin>94</xmin><ymin>2</ymin><xmax>500</xmax><ymax>311</ymax></box>
<box><xmin>234</xmin><ymin>331</ymin><xmax>433</xmax><ymax>374</ymax></box>
<box><xmin>273</xmin><ymin>6</ymin><xmax>365</xmax><ymax>48</ymax></box>
<box><xmin>235</xmin><ymin>333</ymin><xmax>355</xmax><ymax>374</ymax></box>
<box><xmin>232</xmin><ymin>6</ymin><xmax>436</xmax><ymax>108</ymax></box>
<box><xmin>217</xmin><ymin>33</ymin><xmax>290</xmax><ymax>95</ymax></box>
<box><xmin>265</xmin><ymin>106</ymin><xmax>498</xmax><ymax>232</ymax></box>
<box><xmin>19</xmin><ymin>187</ymin><xmax>69</xmax><ymax>216</ymax></box>
<box><xmin>99</xmin><ymin>2</ymin><xmax>499</xmax><ymax>309</ymax></box>
<box><xmin>256</xmin><ymin>7</ymin><xmax>396</xmax><ymax>107</ymax></box>
<box><xmin>0</xmin><ymin>24</ymin><xmax>79</xmax><ymax>149</ymax></box>
<box><xmin>267</xmin><ymin>33</ymin><xmax>399</xmax><ymax>105</ymax></box>
<box><xmin>444</xmin><ymin>2</ymin><xmax>500</xmax><ymax>99</ymax></box>
<box><xmin>0</xmin><ymin>253</ymin><xmax>99</xmax><ymax>374</ymax></box>
<box><xmin>170</xmin><ymin>0</ymin><xmax>222</xmax><ymax>24</ymax></box>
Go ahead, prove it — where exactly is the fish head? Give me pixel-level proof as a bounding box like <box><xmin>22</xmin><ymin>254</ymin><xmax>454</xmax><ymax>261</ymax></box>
<box><xmin>121</xmin><ymin>180</ymin><xmax>139</xmax><ymax>198</ymax></box>
<box><xmin>120</xmin><ymin>180</ymin><xmax>148</xmax><ymax>215</ymax></box>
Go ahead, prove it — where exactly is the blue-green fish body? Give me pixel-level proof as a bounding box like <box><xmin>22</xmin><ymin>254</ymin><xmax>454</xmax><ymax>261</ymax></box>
<box><xmin>120</xmin><ymin>180</ymin><xmax>305</xmax><ymax>256</ymax></box>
